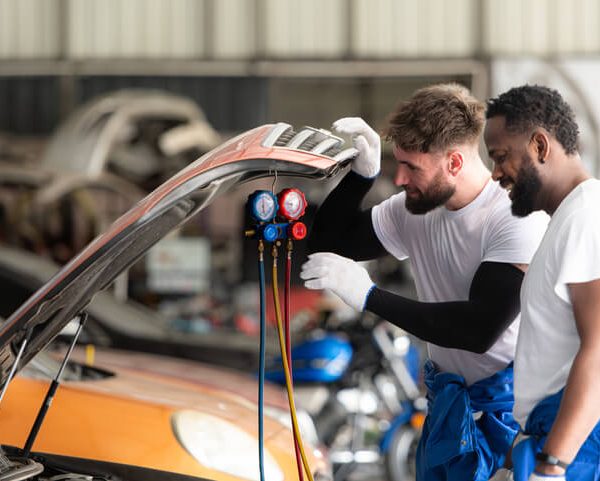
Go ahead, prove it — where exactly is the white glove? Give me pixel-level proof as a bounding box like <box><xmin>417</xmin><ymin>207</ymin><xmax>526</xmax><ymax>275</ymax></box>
<box><xmin>300</xmin><ymin>252</ymin><xmax>375</xmax><ymax>312</ymax></box>
<box><xmin>529</xmin><ymin>473</ymin><xmax>565</xmax><ymax>481</ymax></box>
<box><xmin>332</xmin><ymin>117</ymin><xmax>381</xmax><ymax>178</ymax></box>
<box><xmin>489</xmin><ymin>468</ymin><xmax>514</xmax><ymax>481</ymax></box>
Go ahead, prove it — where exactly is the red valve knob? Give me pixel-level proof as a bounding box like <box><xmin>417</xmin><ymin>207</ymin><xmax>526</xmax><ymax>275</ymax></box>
<box><xmin>289</xmin><ymin>222</ymin><xmax>307</xmax><ymax>240</ymax></box>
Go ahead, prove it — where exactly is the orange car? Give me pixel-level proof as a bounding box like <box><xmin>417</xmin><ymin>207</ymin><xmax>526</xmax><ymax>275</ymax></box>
<box><xmin>1</xmin><ymin>349</ymin><xmax>325</xmax><ymax>481</ymax></box>
<box><xmin>0</xmin><ymin>123</ymin><xmax>355</xmax><ymax>481</ymax></box>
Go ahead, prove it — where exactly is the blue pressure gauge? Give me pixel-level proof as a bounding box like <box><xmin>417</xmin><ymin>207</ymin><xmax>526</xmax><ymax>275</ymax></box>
<box><xmin>248</xmin><ymin>190</ymin><xmax>278</xmax><ymax>222</ymax></box>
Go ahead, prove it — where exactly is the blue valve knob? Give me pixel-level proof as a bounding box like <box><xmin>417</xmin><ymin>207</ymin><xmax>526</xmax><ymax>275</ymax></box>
<box><xmin>262</xmin><ymin>224</ymin><xmax>280</xmax><ymax>242</ymax></box>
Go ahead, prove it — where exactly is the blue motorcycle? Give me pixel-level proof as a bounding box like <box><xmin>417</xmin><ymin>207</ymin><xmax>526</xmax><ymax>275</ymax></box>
<box><xmin>266</xmin><ymin>314</ymin><xmax>426</xmax><ymax>481</ymax></box>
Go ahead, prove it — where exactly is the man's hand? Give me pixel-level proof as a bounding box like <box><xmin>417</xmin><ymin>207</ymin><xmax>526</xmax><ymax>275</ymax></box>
<box><xmin>300</xmin><ymin>252</ymin><xmax>375</xmax><ymax>312</ymax></box>
<box><xmin>332</xmin><ymin>117</ymin><xmax>381</xmax><ymax>178</ymax></box>
<box><xmin>489</xmin><ymin>468</ymin><xmax>514</xmax><ymax>481</ymax></box>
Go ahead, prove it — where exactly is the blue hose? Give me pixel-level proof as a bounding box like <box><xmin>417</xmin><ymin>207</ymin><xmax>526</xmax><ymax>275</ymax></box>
<box><xmin>258</xmin><ymin>243</ymin><xmax>266</xmax><ymax>481</ymax></box>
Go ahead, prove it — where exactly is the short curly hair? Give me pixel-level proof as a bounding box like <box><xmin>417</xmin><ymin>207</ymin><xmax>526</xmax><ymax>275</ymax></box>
<box><xmin>486</xmin><ymin>85</ymin><xmax>579</xmax><ymax>155</ymax></box>
<box><xmin>383</xmin><ymin>83</ymin><xmax>485</xmax><ymax>153</ymax></box>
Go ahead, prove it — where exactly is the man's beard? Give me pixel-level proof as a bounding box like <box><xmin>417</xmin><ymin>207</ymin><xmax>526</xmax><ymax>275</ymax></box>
<box><xmin>405</xmin><ymin>170</ymin><xmax>455</xmax><ymax>215</ymax></box>
<box><xmin>510</xmin><ymin>154</ymin><xmax>542</xmax><ymax>217</ymax></box>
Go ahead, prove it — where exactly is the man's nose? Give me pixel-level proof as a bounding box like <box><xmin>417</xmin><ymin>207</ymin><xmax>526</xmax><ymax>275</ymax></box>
<box><xmin>394</xmin><ymin>165</ymin><xmax>409</xmax><ymax>186</ymax></box>
<box><xmin>491</xmin><ymin>163</ymin><xmax>503</xmax><ymax>182</ymax></box>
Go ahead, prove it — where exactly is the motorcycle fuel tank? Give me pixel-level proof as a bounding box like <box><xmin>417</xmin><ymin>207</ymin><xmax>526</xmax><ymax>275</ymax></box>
<box><xmin>266</xmin><ymin>334</ymin><xmax>353</xmax><ymax>384</ymax></box>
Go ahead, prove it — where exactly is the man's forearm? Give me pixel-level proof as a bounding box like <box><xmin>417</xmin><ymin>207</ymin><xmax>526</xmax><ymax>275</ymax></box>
<box><xmin>540</xmin><ymin>347</ymin><xmax>600</xmax><ymax>466</ymax></box>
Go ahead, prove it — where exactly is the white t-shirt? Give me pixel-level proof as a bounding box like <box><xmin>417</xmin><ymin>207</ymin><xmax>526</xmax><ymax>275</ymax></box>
<box><xmin>372</xmin><ymin>179</ymin><xmax>549</xmax><ymax>385</ymax></box>
<box><xmin>514</xmin><ymin>178</ymin><xmax>600</xmax><ymax>427</ymax></box>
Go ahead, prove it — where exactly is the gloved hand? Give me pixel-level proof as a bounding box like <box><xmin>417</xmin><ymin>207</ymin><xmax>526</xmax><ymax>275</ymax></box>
<box><xmin>528</xmin><ymin>472</ymin><xmax>565</xmax><ymax>481</ymax></box>
<box><xmin>300</xmin><ymin>252</ymin><xmax>375</xmax><ymax>312</ymax></box>
<box><xmin>332</xmin><ymin>117</ymin><xmax>381</xmax><ymax>178</ymax></box>
<box><xmin>489</xmin><ymin>468</ymin><xmax>514</xmax><ymax>481</ymax></box>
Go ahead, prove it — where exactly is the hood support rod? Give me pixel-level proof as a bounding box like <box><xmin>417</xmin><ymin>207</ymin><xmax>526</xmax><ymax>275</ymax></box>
<box><xmin>22</xmin><ymin>312</ymin><xmax>87</xmax><ymax>458</ymax></box>
<box><xmin>0</xmin><ymin>327</ymin><xmax>33</xmax><ymax>406</ymax></box>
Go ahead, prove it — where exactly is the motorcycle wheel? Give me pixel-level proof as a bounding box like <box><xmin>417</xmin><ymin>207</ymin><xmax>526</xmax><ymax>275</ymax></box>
<box><xmin>315</xmin><ymin>397</ymin><xmax>348</xmax><ymax>446</ymax></box>
<box><xmin>384</xmin><ymin>425</ymin><xmax>419</xmax><ymax>481</ymax></box>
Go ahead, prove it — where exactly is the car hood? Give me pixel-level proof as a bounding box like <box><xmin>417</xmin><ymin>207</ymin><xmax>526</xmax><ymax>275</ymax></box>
<box><xmin>53</xmin><ymin>360</ymin><xmax>288</xmax><ymax>437</ymax></box>
<box><xmin>0</xmin><ymin>123</ymin><xmax>355</xmax><ymax>387</ymax></box>
<box><xmin>67</xmin><ymin>346</ymin><xmax>291</xmax><ymax>411</ymax></box>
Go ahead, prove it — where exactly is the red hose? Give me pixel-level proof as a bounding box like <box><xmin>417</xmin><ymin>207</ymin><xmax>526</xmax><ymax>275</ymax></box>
<box><xmin>285</xmin><ymin>243</ymin><xmax>304</xmax><ymax>481</ymax></box>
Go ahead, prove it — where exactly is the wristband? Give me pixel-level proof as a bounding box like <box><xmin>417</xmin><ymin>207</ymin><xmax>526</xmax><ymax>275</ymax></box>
<box><xmin>535</xmin><ymin>452</ymin><xmax>569</xmax><ymax>470</ymax></box>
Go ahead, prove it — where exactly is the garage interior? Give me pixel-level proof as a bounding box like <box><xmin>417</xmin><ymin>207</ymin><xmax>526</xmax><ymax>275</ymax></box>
<box><xmin>1</xmin><ymin>1</ymin><xmax>599</xmax><ymax>481</ymax></box>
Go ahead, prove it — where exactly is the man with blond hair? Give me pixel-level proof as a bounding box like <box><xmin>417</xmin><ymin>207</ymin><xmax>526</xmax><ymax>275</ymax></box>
<box><xmin>301</xmin><ymin>84</ymin><xmax>548</xmax><ymax>480</ymax></box>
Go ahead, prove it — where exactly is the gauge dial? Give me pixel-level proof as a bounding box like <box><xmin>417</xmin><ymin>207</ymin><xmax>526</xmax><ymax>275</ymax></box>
<box><xmin>278</xmin><ymin>188</ymin><xmax>307</xmax><ymax>220</ymax></box>
<box><xmin>249</xmin><ymin>190</ymin><xmax>278</xmax><ymax>222</ymax></box>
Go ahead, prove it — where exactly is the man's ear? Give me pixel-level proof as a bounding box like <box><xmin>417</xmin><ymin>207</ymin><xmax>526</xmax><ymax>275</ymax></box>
<box><xmin>447</xmin><ymin>151</ymin><xmax>463</xmax><ymax>176</ymax></box>
<box><xmin>531</xmin><ymin>130</ymin><xmax>550</xmax><ymax>164</ymax></box>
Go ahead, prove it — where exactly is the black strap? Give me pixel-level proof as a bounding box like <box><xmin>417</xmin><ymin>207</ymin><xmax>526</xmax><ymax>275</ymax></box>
<box><xmin>535</xmin><ymin>452</ymin><xmax>570</xmax><ymax>470</ymax></box>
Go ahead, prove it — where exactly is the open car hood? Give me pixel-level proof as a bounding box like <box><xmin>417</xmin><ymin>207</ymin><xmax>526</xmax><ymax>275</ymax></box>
<box><xmin>0</xmin><ymin>123</ymin><xmax>356</xmax><ymax>388</ymax></box>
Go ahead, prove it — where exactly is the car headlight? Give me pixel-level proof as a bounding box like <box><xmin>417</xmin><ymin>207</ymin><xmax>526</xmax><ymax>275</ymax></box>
<box><xmin>263</xmin><ymin>406</ymin><xmax>320</xmax><ymax>447</ymax></box>
<box><xmin>172</xmin><ymin>410</ymin><xmax>283</xmax><ymax>481</ymax></box>
<box><xmin>263</xmin><ymin>406</ymin><xmax>332</xmax><ymax>481</ymax></box>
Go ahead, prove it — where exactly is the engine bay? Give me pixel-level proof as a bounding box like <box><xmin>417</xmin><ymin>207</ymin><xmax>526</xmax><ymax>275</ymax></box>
<box><xmin>1</xmin><ymin>446</ymin><xmax>209</xmax><ymax>481</ymax></box>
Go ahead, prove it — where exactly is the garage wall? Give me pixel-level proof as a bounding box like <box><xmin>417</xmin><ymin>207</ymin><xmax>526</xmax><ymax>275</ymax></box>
<box><xmin>0</xmin><ymin>0</ymin><xmax>61</xmax><ymax>58</ymax></box>
<box><xmin>1</xmin><ymin>0</ymin><xmax>600</xmax><ymax>60</ymax></box>
<box><xmin>0</xmin><ymin>76</ymin><xmax>60</xmax><ymax>133</ymax></box>
<box><xmin>351</xmin><ymin>0</ymin><xmax>476</xmax><ymax>58</ymax></box>
<box><xmin>483</xmin><ymin>0</ymin><xmax>600</xmax><ymax>55</ymax></box>
<box><xmin>260</xmin><ymin>0</ymin><xmax>347</xmax><ymax>58</ymax></box>
<box><xmin>66</xmin><ymin>0</ymin><xmax>206</xmax><ymax>58</ymax></box>
<box><xmin>212</xmin><ymin>0</ymin><xmax>256</xmax><ymax>59</ymax></box>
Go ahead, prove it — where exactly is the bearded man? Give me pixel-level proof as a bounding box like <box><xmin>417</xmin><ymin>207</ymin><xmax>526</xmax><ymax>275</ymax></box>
<box><xmin>485</xmin><ymin>85</ymin><xmax>600</xmax><ymax>481</ymax></box>
<box><xmin>301</xmin><ymin>83</ymin><xmax>548</xmax><ymax>481</ymax></box>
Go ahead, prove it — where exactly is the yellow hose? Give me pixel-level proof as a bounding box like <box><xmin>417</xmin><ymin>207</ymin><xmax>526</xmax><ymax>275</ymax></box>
<box><xmin>272</xmin><ymin>249</ymin><xmax>314</xmax><ymax>481</ymax></box>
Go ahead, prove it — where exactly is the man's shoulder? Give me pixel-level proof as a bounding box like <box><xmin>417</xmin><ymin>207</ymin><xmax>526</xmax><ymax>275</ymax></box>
<box><xmin>553</xmin><ymin>179</ymin><xmax>600</xmax><ymax>231</ymax></box>
<box><xmin>373</xmin><ymin>190</ymin><xmax>408</xmax><ymax>221</ymax></box>
<box><xmin>478</xmin><ymin>184</ymin><xmax>549</xmax><ymax>247</ymax></box>
<box><xmin>484</xmin><ymin>183</ymin><xmax>548</xmax><ymax>227</ymax></box>
<box><xmin>573</xmin><ymin>178</ymin><xmax>600</xmax><ymax>211</ymax></box>
<box><xmin>481</xmin><ymin>180</ymin><xmax>511</xmax><ymax>211</ymax></box>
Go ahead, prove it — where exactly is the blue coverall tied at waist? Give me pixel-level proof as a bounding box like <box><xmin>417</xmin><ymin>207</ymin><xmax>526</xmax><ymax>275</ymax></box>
<box><xmin>513</xmin><ymin>389</ymin><xmax>600</xmax><ymax>481</ymax></box>
<box><xmin>416</xmin><ymin>361</ymin><xmax>519</xmax><ymax>481</ymax></box>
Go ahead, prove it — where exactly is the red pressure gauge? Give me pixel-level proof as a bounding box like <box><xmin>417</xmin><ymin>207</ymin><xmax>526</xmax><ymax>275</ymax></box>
<box><xmin>277</xmin><ymin>188</ymin><xmax>307</xmax><ymax>221</ymax></box>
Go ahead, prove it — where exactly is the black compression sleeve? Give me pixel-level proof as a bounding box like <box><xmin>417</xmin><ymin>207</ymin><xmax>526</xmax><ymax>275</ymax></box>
<box><xmin>365</xmin><ymin>262</ymin><xmax>524</xmax><ymax>354</ymax></box>
<box><xmin>308</xmin><ymin>171</ymin><xmax>386</xmax><ymax>260</ymax></box>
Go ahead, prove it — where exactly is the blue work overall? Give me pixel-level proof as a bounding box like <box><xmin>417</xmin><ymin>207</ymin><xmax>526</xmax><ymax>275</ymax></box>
<box><xmin>416</xmin><ymin>361</ymin><xmax>519</xmax><ymax>481</ymax></box>
<box><xmin>513</xmin><ymin>389</ymin><xmax>600</xmax><ymax>481</ymax></box>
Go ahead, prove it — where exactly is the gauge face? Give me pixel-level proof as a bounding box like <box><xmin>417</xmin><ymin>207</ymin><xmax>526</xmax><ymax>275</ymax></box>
<box><xmin>278</xmin><ymin>188</ymin><xmax>307</xmax><ymax>220</ymax></box>
<box><xmin>250</xmin><ymin>191</ymin><xmax>277</xmax><ymax>222</ymax></box>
